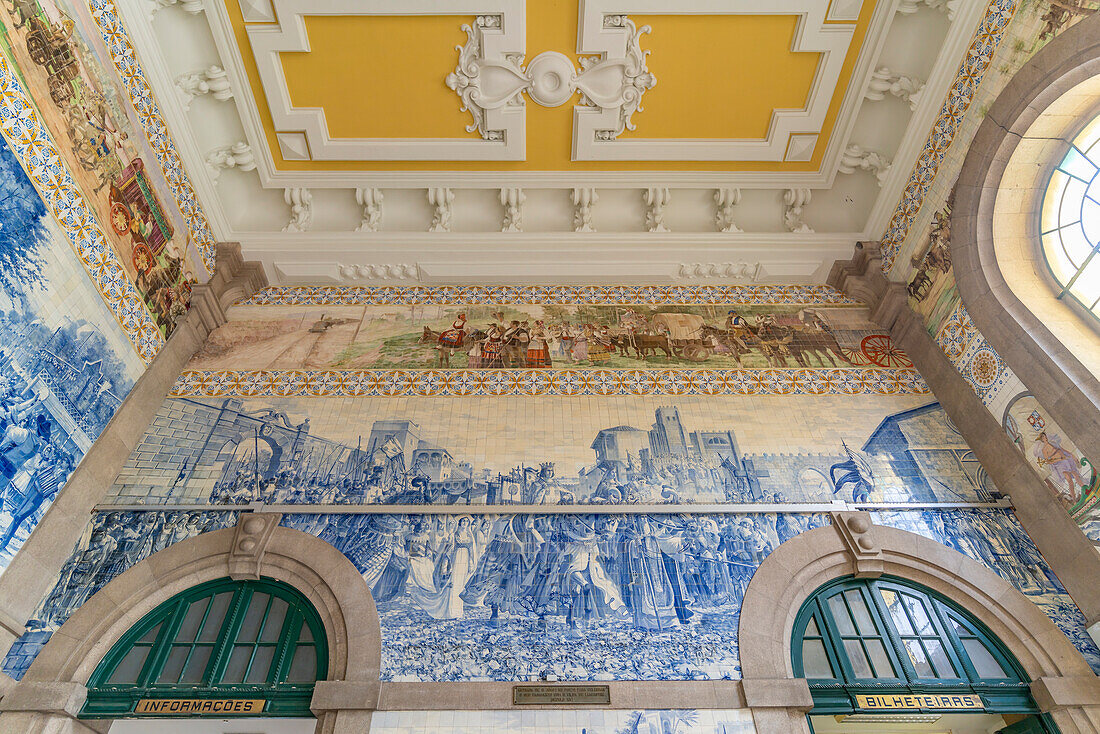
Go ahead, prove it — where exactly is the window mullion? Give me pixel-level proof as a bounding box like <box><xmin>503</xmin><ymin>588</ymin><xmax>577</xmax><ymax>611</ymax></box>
<box><xmin>271</xmin><ymin>607</ymin><xmax>304</xmax><ymax>685</ymax></box>
<box><xmin>866</xmin><ymin>581</ymin><xmax>916</xmax><ymax>684</ymax></box>
<box><xmin>141</xmin><ymin>600</ymin><xmax>188</xmax><ymax>688</ymax></box>
<box><xmin>207</xmin><ymin>587</ymin><xmax>250</xmax><ymax>685</ymax></box>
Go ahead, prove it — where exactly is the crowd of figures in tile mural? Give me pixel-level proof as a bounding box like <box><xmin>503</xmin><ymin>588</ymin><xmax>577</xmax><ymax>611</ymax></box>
<box><xmin>369</xmin><ymin>709</ymin><xmax>756</xmax><ymax>734</ymax></box>
<box><xmin>907</xmin><ymin>194</ymin><xmax>1100</xmax><ymax>543</ymax></box>
<box><xmin>0</xmin><ymin>0</ymin><xmax>201</xmax><ymax>335</ymax></box>
<box><xmin>6</xmin><ymin>388</ymin><xmax>1100</xmax><ymax>681</ymax></box>
<box><xmin>190</xmin><ymin>300</ymin><xmax>912</xmax><ymax>373</ymax></box>
<box><xmin>0</xmin><ymin>134</ymin><xmax>140</xmax><ymax>574</ymax></box>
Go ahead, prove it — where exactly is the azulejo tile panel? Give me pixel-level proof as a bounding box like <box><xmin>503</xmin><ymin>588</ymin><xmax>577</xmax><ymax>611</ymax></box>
<box><xmin>171</xmin><ymin>368</ymin><xmax>929</xmax><ymax>398</ymax></box>
<box><xmin>86</xmin><ymin>0</ymin><xmax>217</xmax><ymax>274</ymax></box>
<box><xmin>880</xmin><ymin>0</ymin><xmax>1018</xmax><ymax>273</ymax></box>
<box><xmin>907</xmin><ymin>200</ymin><xmax>1100</xmax><ymax>549</ymax></box>
<box><xmin>0</xmin><ymin>54</ymin><xmax>163</xmax><ymax>362</ymax></box>
<box><xmin>2</xmin><ymin>0</ymin><xmax>206</xmax><ymax>343</ymax></box>
<box><xmin>368</xmin><ymin>709</ymin><xmax>757</xmax><ymax>733</ymax></box>
<box><xmin>0</xmin><ymin>132</ymin><xmax>144</xmax><ymax>576</ymax></box>
<box><xmin>104</xmin><ymin>397</ymin><xmax>993</xmax><ymax>508</ymax></box>
<box><xmin>238</xmin><ymin>285</ymin><xmax>861</xmax><ymax>307</ymax></box>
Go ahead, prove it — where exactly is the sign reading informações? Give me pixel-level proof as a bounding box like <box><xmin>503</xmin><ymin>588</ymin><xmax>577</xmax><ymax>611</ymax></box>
<box><xmin>513</xmin><ymin>684</ymin><xmax>611</xmax><ymax>705</ymax></box>
<box><xmin>855</xmin><ymin>693</ymin><xmax>983</xmax><ymax>711</ymax></box>
<box><xmin>135</xmin><ymin>698</ymin><xmax>265</xmax><ymax>715</ymax></box>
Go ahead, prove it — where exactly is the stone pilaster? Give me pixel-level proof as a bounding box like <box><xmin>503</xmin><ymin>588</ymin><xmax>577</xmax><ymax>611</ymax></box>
<box><xmin>829</xmin><ymin>247</ymin><xmax>1100</xmax><ymax>627</ymax></box>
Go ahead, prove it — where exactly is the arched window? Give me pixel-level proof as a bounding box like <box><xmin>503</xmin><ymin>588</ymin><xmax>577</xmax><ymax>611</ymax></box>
<box><xmin>82</xmin><ymin>578</ymin><xmax>326</xmax><ymax>718</ymax></box>
<box><xmin>1041</xmin><ymin>112</ymin><xmax>1100</xmax><ymax>319</ymax></box>
<box><xmin>793</xmin><ymin>576</ymin><xmax>1036</xmax><ymax>715</ymax></box>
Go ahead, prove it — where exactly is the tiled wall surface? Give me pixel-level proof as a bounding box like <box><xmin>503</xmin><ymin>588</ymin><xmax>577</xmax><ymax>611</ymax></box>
<box><xmin>907</xmin><ymin>199</ymin><xmax>1099</xmax><ymax>544</ymax></box>
<box><xmin>7</xmin><ymin>289</ymin><xmax>1099</xmax><ymax>685</ymax></box>
<box><xmin>0</xmin><ymin>134</ymin><xmax>143</xmax><ymax>576</ymax></box>
<box><xmin>369</xmin><ymin>709</ymin><xmax>756</xmax><ymax>734</ymax></box>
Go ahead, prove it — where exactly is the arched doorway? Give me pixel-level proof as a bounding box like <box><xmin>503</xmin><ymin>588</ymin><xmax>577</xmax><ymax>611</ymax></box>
<box><xmin>793</xmin><ymin>576</ymin><xmax>1057</xmax><ymax>734</ymax></box>
<box><xmin>81</xmin><ymin>577</ymin><xmax>326</xmax><ymax>725</ymax></box>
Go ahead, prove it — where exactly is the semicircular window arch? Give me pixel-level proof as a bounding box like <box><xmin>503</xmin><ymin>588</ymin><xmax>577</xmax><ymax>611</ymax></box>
<box><xmin>82</xmin><ymin>577</ymin><xmax>326</xmax><ymax>718</ymax></box>
<box><xmin>1041</xmin><ymin>112</ymin><xmax>1100</xmax><ymax>319</ymax></box>
<box><xmin>792</xmin><ymin>576</ymin><xmax>1036</xmax><ymax>715</ymax></box>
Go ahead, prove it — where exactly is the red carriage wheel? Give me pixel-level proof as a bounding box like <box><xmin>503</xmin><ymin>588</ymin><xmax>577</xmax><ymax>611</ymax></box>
<box><xmin>840</xmin><ymin>347</ymin><xmax>872</xmax><ymax>366</ymax></box>
<box><xmin>861</xmin><ymin>334</ymin><xmax>913</xmax><ymax>368</ymax></box>
<box><xmin>109</xmin><ymin>201</ymin><xmax>131</xmax><ymax>235</ymax></box>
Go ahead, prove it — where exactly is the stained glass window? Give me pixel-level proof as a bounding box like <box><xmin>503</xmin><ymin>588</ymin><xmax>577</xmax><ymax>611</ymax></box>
<box><xmin>1041</xmin><ymin>113</ymin><xmax>1100</xmax><ymax>318</ymax></box>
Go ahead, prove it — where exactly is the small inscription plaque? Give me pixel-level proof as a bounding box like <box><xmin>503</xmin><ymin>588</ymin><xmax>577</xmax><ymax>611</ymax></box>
<box><xmin>513</xmin><ymin>684</ymin><xmax>611</xmax><ymax>705</ymax></box>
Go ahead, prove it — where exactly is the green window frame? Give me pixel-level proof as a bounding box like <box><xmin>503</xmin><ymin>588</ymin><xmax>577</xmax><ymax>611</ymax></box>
<box><xmin>792</xmin><ymin>576</ymin><xmax>1037</xmax><ymax>715</ymax></box>
<box><xmin>82</xmin><ymin>577</ymin><xmax>327</xmax><ymax>718</ymax></box>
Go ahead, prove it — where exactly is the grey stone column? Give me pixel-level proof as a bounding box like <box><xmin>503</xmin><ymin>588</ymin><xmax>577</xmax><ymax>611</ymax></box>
<box><xmin>829</xmin><ymin>247</ymin><xmax>1100</xmax><ymax>629</ymax></box>
<box><xmin>742</xmin><ymin>679</ymin><xmax>814</xmax><ymax>734</ymax></box>
<box><xmin>0</xmin><ymin>244</ymin><xmax>265</xmax><ymax>690</ymax></box>
<box><xmin>0</xmin><ymin>681</ymin><xmax>107</xmax><ymax>733</ymax></box>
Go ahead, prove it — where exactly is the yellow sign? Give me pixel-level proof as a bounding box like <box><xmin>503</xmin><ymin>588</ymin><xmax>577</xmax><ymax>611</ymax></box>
<box><xmin>855</xmin><ymin>694</ymin><xmax>983</xmax><ymax>711</ymax></box>
<box><xmin>135</xmin><ymin>698</ymin><xmax>265</xmax><ymax>715</ymax></box>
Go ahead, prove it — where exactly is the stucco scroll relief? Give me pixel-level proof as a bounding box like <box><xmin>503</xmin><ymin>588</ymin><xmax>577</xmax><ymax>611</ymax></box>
<box><xmin>446</xmin><ymin>15</ymin><xmax>655</xmax><ymax>144</ymax></box>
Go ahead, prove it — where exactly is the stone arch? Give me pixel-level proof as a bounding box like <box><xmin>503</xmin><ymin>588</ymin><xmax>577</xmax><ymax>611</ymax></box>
<box><xmin>953</xmin><ymin>11</ymin><xmax>1100</xmax><ymax>463</ymax></box>
<box><xmin>216</xmin><ymin>431</ymin><xmax>284</xmax><ymax>482</ymax></box>
<box><xmin>739</xmin><ymin>516</ymin><xmax>1100</xmax><ymax>732</ymax></box>
<box><xmin>19</xmin><ymin>519</ymin><xmax>380</xmax><ymax>689</ymax></box>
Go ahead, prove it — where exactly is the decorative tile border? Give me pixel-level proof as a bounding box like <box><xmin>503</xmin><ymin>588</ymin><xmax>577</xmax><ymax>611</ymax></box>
<box><xmin>237</xmin><ymin>284</ymin><xmax>861</xmax><ymax>307</ymax></box>
<box><xmin>88</xmin><ymin>0</ymin><xmax>217</xmax><ymax>274</ymax></box>
<box><xmin>880</xmin><ymin>0</ymin><xmax>1018</xmax><ymax>273</ymax></box>
<box><xmin>0</xmin><ymin>54</ymin><xmax>164</xmax><ymax>363</ymax></box>
<box><xmin>171</xmin><ymin>367</ymin><xmax>930</xmax><ymax>398</ymax></box>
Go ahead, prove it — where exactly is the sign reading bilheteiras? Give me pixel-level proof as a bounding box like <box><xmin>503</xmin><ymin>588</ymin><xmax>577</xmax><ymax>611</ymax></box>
<box><xmin>135</xmin><ymin>698</ymin><xmax>265</xmax><ymax>715</ymax></box>
<box><xmin>855</xmin><ymin>693</ymin><xmax>983</xmax><ymax>711</ymax></box>
<box><xmin>512</xmin><ymin>684</ymin><xmax>611</xmax><ymax>705</ymax></box>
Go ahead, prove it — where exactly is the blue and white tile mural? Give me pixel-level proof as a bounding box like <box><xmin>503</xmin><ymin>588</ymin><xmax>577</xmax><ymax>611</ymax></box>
<box><xmin>6</xmin><ymin>388</ymin><xmax>1099</xmax><ymax>681</ymax></box>
<box><xmin>0</xmin><ymin>134</ymin><xmax>142</xmax><ymax>574</ymax></box>
<box><xmin>369</xmin><ymin>709</ymin><xmax>756</xmax><ymax>734</ymax></box>
<box><xmin>104</xmin><ymin>395</ymin><xmax>997</xmax><ymax>507</ymax></box>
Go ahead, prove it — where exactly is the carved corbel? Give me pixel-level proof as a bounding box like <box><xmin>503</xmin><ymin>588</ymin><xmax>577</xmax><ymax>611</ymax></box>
<box><xmin>643</xmin><ymin>187</ymin><xmax>670</xmax><ymax>233</ymax></box>
<box><xmin>176</xmin><ymin>66</ymin><xmax>232</xmax><ymax>110</ymax></box>
<box><xmin>283</xmin><ymin>188</ymin><xmax>313</xmax><ymax>232</ymax></box>
<box><xmin>896</xmin><ymin>0</ymin><xmax>958</xmax><ymax>20</ymax></box>
<box><xmin>714</xmin><ymin>188</ymin><xmax>743</xmax><ymax>233</ymax></box>
<box><xmin>428</xmin><ymin>188</ymin><xmax>455</xmax><ymax>233</ymax></box>
<box><xmin>572</xmin><ymin>188</ymin><xmax>598</xmax><ymax>232</ymax></box>
<box><xmin>355</xmin><ymin>188</ymin><xmax>383</xmax><ymax>232</ymax></box>
<box><xmin>838</xmin><ymin>144</ymin><xmax>892</xmax><ymax>186</ymax></box>
<box><xmin>831</xmin><ymin>511</ymin><xmax>884</xmax><ymax>578</ymax></box>
<box><xmin>206</xmin><ymin>142</ymin><xmax>255</xmax><ymax>179</ymax></box>
<box><xmin>500</xmin><ymin>188</ymin><xmax>525</xmax><ymax>232</ymax></box>
<box><xmin>783</xmin><ymin>188</ymin><xmax>813</xmax><ymax>233</ymax></box>
<box><xmin>228</xmin><ymin>513</ymin><xmax>282</xmax><ymax>580</ymax></box>
<box><xmin>865</xmin><ymin>67</ymin><xmax>925</xmax><ymax>111</ymax></box>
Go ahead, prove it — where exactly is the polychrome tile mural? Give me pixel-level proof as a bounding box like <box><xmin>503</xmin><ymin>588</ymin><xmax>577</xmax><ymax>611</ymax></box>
<box><xmin>907</xmin><ymin>198</ymin><xmax>1099</xmax><ymax>544</ymax></box>
<box><xmin>0</xmin><ymin>133</ymin><xmax>142</xmax><ymax>575</ymax></box>
<box><xmin>102</xmin><ymin>397</ymin><xmax>996</xmax><ymax>508</ymax></box>
<box><xmin>369</xmin><ymin>709</ymin><xmax>756</xmax><ymax>733</ymax></box>
<box><xmin>0</xmin><ymin>0</ymin><xmax>203</xmax><ymax>337</ymax></box>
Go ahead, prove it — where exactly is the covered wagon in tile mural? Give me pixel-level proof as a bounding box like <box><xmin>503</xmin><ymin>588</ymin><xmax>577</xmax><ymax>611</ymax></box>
<box><xmin>650</xmin><ymin>312</ymin><xmax>714</xmax><ymax>362</ymax></box>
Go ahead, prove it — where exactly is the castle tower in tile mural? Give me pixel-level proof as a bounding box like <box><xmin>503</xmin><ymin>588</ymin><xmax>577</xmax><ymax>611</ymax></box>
<box><xmin>2</xmin><ymin>2</ymin><xmax>1100</xmax><ymax>734</ymax></box>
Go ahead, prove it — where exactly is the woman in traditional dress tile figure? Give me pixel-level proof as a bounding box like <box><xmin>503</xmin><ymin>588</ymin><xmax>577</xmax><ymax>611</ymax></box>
<box><xmin>588</xmin><ymin>325</ymin><xmax>612</xmax><ymax>363</ymax></box>
<box><xmin>571</xmin><ymin>326</ymin><xmax>590</xmax><ymax>362</ymax></box>
<box><xmin>409</xmin><ymin>515</ymin><xmax>481</xmax><ymax>620</ymax></box>
<box><xmin>481</xmin><ymin>323</ymin><xmax>506</xmax><ymax>369</ymax></box>
<box><xmin>527</xmin><ymin>320</ymin><xmax>552</xmax><ymax>368</ymax></box>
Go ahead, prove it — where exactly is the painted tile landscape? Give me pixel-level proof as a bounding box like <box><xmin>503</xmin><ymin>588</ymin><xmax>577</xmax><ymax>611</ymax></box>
<box><xmin>104</xmin><ymin>397</ymin><xmax>996</xmax><ymax>508</ymax></box>
<box><xmin>0</xmin><ymin>0</ymin><xmax>202</xmax><ymax>336</ymax></box>
<box><xmin>0</xmin><ymin>134</ymin><xmax>141</xmax><ymax>574</ymax></box>
<box><xmin>189</xmin><ymin>303</ymin><xmax>912</xmax><ymax>372</ymax></box>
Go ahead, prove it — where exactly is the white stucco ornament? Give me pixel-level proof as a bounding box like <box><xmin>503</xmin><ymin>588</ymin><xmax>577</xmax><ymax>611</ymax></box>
<box><xmin>447</xmin><ymin>16</ymin><xmax>655</xmax><ymax>142</ymax></box>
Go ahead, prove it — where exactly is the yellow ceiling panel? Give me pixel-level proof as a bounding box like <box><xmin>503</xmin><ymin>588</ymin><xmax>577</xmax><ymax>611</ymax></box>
<box><xmin>229</xmin><ymin>0</ymin><xmax>877</xmax><ymax>172</ymax></box>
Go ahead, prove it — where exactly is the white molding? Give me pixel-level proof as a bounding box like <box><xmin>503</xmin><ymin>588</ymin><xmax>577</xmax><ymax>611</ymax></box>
<box><xmin>244</xmin><ymin>0</ymin><xmax>527</xmax><ymax>161</ymax></box>
<box><xmin>572</xmin><ymin>0</ymin><xmax>859</xmax><ymax>162</ymax></box>
<box><xmin>200</xmin><ymin>0</ymin><xmax>896</xmax><ymax>182</ymax></box>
